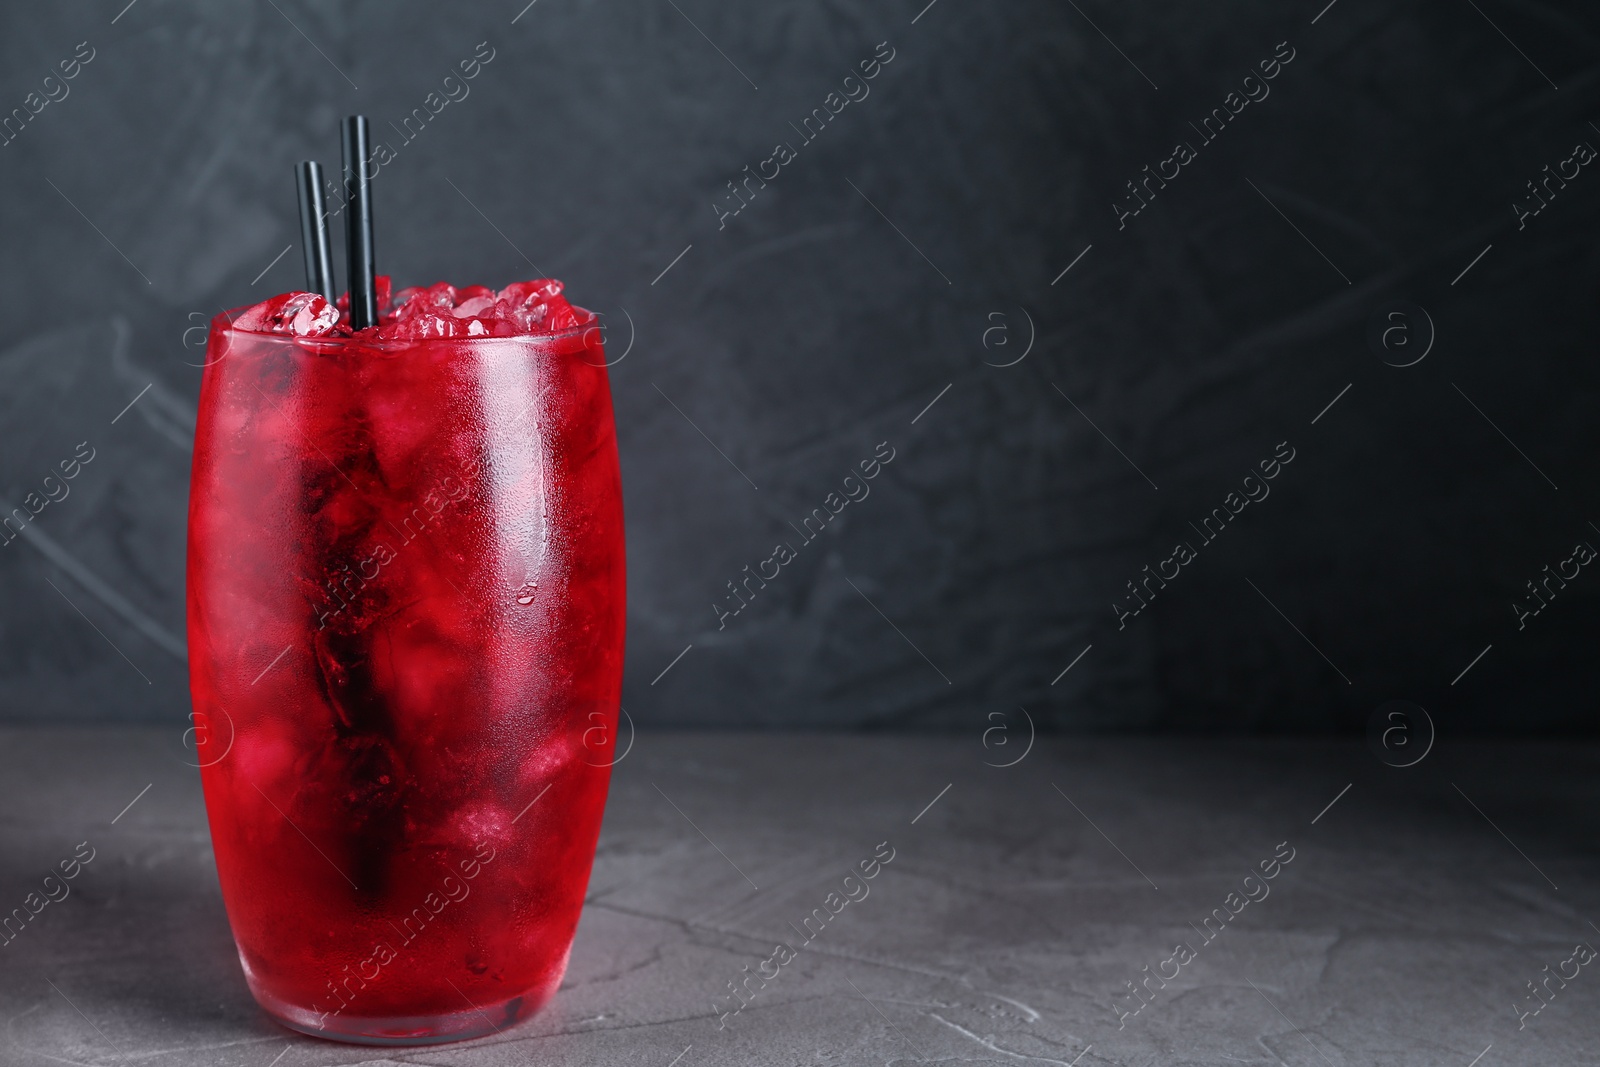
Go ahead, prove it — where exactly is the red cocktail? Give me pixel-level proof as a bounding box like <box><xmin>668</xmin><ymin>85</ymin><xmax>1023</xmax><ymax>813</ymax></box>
<box><xmin>185</xmin><ymin>279</ymin><xmax>626</xmax><ymax>1044</ymax></box>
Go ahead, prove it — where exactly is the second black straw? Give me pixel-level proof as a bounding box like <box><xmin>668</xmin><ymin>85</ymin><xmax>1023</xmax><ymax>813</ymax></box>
<box><xmin>342</xmin><ymin>115</ymin><xmax>377</xmax><ymax>330</ymax></box>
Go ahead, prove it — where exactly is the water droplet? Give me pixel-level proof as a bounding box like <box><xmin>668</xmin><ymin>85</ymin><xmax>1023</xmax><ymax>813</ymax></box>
<box><xmin>515</xmin><ymin>581</ymin><xmax>538</xmax><ymax>606</ymax></box>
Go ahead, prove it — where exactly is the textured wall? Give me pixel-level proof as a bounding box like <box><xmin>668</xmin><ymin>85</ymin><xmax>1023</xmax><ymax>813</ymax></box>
<box><xmin>0</xmin><ymin>0</ymin><xmax>1595</xmax><ymax>731</ymax></box>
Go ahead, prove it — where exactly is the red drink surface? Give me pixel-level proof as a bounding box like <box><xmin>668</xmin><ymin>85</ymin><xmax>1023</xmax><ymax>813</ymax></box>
<box><xmin>185</xmin><ymin>281</ymin><xmax>625</xmax><ymax>1044</ymax></box>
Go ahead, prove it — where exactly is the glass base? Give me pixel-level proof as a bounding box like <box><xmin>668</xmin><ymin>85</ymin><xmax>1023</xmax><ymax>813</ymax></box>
<box><xmin>245</xmin><ymin>962</ymin><xmax>563</xmax><ymax>1046</ymax></box>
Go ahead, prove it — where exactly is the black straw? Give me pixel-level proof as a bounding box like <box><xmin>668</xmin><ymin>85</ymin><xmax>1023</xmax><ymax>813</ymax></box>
<box><xmin>341</xmin><ymin>115</ymin><xmax>378</xmax><ymax>330</ymax></box>
<box><xmin>295</xmin><ymin>161</ymin><xmax>335</xmax><ymax>302</ymax></box>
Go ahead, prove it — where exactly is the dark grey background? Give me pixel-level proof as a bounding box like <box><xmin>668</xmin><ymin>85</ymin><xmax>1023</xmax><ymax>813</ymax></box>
<box><xmin>1</xmin><ymin>0</ymin><xmax>1595</xmax><ymax>732</ymax></box>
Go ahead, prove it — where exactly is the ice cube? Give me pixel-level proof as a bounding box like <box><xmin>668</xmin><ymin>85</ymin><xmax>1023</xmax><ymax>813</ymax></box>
<box><xmin>452</xmin><ymin>295</ymin><xmax>497</xmax><ymax>319</ymax></box>
<box><xmin>232</xmin><ymin>292</ymin><xmax>341</xmax><ymax>336</ymax></box>
<box><xmin>376</xmin><ymin>311</ymin><xmax>470</xmax><ymax>341</ymax></box>
<box><xmin>496</xmin><ymin>279</ymin><xmax>563</xmax><ymax>307</ymax></box>
<box><xmin>498</xmin><ymin>299</ymin><xmax>547</xmax><ymax>333</ymax></box>
<box><xmin>410</xmin><ymin>282</ymin><xmax>459</xmax><ymax>312</ymax></box>
<box><xmin>543</xmin><ymin>295</ymin><xmax>581</xmax><ymax>331</ymax></box>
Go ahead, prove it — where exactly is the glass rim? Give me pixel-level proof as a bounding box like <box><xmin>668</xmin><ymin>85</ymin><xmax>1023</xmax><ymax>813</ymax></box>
<box><xmin>208</xmin><ymin>304</ymin><xmax>601</xmax><ymax>353</ymax></box>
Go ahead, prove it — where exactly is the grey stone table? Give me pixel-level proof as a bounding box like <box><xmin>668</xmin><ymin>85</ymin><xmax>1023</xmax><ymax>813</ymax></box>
<box><xmin>1</xmin><ymin>729</ymin><xmax>1596</xmax><ymax>1067</ymax></box>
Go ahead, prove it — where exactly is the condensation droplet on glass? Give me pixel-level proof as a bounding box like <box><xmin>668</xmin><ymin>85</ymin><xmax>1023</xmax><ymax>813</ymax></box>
<box><xmin>515</xmin><ymin>581</ymin><xmax>538</xmax><ymax>606</ymax></box>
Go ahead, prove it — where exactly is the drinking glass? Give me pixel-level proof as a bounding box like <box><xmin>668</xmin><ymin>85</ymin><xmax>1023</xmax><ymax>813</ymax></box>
<box><xmin>185</xmin><ymin>308</ymin><xmax>625</xmax><ymax>1044</ymax></box>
